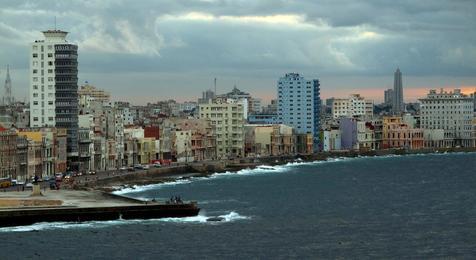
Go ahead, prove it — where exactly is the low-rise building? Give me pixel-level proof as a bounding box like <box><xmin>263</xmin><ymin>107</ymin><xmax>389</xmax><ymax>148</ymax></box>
<box><xmin>0</xmin><ymin>126</ymin><xmax>18</xmax><ymax>179</ymax></box>
<box><xmin>382</xmin><ymin>116</ymin><xmax>424</xmax><ymax>149</ymax></box>
<box><xmin>322</xmin><ymin>128</ymin><xmax>341</xmax><ymax>152</ymax></box>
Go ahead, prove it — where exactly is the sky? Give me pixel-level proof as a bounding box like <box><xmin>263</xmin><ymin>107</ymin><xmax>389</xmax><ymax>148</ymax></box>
<box><xmin>0</xmin><ymin>0</ymin><xmax>475</xmax><ymax>105</ymax></box>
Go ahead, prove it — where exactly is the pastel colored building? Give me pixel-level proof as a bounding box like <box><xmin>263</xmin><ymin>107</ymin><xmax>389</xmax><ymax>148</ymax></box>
<box><xmin>382</xmin><ymin>116</ymin><xmax>424</xmax><ymax>149</ymax></box>
<box><xmin>199</xmin><ymin>100</ymin><xmax>245</xmax><ymax>159</ymax></box>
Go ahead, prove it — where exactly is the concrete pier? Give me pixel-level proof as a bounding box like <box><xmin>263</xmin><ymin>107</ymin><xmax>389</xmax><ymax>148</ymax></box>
<box><xmin>0</xmin><ymin>190</ymin><xmax>199</xmax><ymax>227</ymax></box>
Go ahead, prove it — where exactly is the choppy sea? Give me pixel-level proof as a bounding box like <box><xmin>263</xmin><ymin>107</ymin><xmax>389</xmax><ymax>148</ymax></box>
<box><xmin>2</xmin><ymin>152</ymin><xmax>476</xmax><ymax>259</ymax></box>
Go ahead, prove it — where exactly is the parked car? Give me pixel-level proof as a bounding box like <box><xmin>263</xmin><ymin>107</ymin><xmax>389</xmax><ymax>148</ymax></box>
<box><xmin>88</xmin><ymin>171</ymin><xmax>96</xmax><ymax>175</ymax></box>
<box><xmin>134</xmin><ymin>164</ymin><xmax>144</xmax><ymax>170</ymax></box>
<box><xmin>119</xmin><ymin>167</ymin><xmax>127</xmax><ymax>171</ymax></box>
<box><xmin>143</xmin><ymin>165</ymin><xmax>150</xmax><ymax>170</ymax></box>
<box><xmin>127</xmin><ymin>167</ymin><xmax>135</xmax><ymax>172</ymax></box>
<box><xmin>153</xmin><ymin>162</ymin><xmax>161</xmax><ymax>168</ymax></box>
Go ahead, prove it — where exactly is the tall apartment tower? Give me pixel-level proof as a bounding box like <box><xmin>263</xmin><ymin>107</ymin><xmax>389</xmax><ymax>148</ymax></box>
<box><xmin>392</xmin><ymin>68</ymin><xmax>404</xmax><ymax>114</ymax></box>
<box><xmin>277</xmin><ymin>73</ymin><xmax>320</xmax><ymax>152</ymax></box>
<box><xmin>29</xmin><ymin>30</ymin><xmax>79</xmax><ymax>160</ymax></box>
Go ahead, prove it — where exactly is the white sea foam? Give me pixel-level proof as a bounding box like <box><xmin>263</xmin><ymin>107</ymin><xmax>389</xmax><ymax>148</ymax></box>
<box><xmin>0</xmin><ymin>211</ymin><xmax>250</xmax><ymax>232</ymax></box>
<box><xmin>113</xmin><ymin>178</ymin><xmax>192</xmax><ymax>195</ymax></box>
<box><xmin>158</xmin><ymin>211</ymin><xmax>250</xmax><ymax>223</ymax></box>
<box><xmin>0</xmin><ymin>219</ymin><xmax>128</xmax><ymax>233</ymax></box>
<box><xmin>114</xmin><ymin>152</ymin><xmax>474</xmax><ymax>195</ymax></box>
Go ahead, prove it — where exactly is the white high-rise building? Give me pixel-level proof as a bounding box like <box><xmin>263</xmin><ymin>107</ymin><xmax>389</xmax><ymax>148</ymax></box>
<box><xmin>419</xmin><ymin>89</ymin><xmax>474</xmax><ymax>147</ymax></box>
<box><xmin>29</xmin><ymin>30</ymin><xmax>79</xmax><ymax>158</ymax></box>
<box><xmin>392</xmin><ymin>68</ymin><xmax>404</xmax><ymax>114</ymax></box>
<box><xmin>277</xmin><ymin>73</ymin><xmax>320</xmax><ymax>152</ymax></box>
<box><xmin>332</xmin><ymin>94</ymin><xmax>374</xmax><ymax>119</ymax></box>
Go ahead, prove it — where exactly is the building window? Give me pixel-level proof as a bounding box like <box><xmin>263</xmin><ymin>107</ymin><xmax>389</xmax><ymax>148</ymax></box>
<box><xmin>32</xmin><ymin>53</ymin><xmax>38</xmax><ymax>58</ymax></box>
<box><xmin>47</xmin><ymin>53</ymin><xmax>53</xmax><ymax>58</ymax></box>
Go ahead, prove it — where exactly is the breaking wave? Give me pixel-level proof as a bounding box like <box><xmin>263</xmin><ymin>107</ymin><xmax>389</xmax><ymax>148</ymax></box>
<box><xmin>114</xmin><ymin>152</ymin><xmax>471</xmax><ymax>195</ymax></box>
<box><xmin>0</xmin><ymin>211</ymin><xmax>250</xmax><ymax>232</ymax></box>
<box><xmin>159</xmin><ymin>211</ymin><xmax>250</xmax><ymax>223</ymax></box>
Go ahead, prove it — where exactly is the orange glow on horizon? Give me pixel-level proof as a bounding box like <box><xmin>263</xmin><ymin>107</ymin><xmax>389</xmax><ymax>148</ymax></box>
<box><xmin>319</xmin><ymin>86</ymin><xmax>476</xmax><ymax>103</ymax></box>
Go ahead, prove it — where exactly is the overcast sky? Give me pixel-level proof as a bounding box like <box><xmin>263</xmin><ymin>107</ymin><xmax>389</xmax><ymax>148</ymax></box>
<box><xmin>1</xmin><ymin>0</ymin><xmax>475</xmax><ymax>104</ymax></box>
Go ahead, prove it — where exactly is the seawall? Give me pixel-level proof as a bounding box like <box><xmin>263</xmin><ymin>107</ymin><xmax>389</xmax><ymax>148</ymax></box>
<box><xmin>79</xmin><ymin>147</ymin><xmax>476</xmax><ymax>190</ymax></box>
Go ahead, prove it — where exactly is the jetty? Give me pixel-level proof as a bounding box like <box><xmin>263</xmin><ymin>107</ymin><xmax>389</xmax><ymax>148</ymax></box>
<box><xmin>0</xmin><ymin>189</ymin><xmax>199</xmax><ymax>228</ymax></box>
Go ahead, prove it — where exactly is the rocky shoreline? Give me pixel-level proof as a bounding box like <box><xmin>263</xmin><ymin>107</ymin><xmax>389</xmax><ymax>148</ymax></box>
<box><xmin>75</xmin><ymin>147</ymin><xmax>476</xmax><ymax>192</ymax></box>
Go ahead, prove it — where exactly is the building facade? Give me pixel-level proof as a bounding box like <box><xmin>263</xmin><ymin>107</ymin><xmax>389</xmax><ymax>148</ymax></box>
<box><xmin>382</xmin><ymin>116</ymin><xmax>424</xmax><ymax>149</ymax></box>
<box><xmin>332</xmin><ymin>94</ymin><xmax>374</xmax><ymax>119</ymax></box>
<box><xmin>277</xmin><ymin>73</ymin><xmax>320</xmax><ymax>152</ymax></box>
<box><xmin>419</xmin><ymin>89</ymin><xmax>474</xmax><ymax>147</ymax></box>
<box><xmin>0</xmin><ymin>126</ymin><xmax>18</xmax><ymax>178</ymax></box>
<box><xmin>199</xmin><ymin>100</ymin><xmax>245</xmax><ymax>159</ymax></box>
<box><xmin>29</xmin><ymin>30</ymin><xmax>79</xmax><ymax>164</ymax></box>
<box><xmin>384</xmin><ymin>88</ymin><xmax>394</xmax><ymax>105</ymax></box>
<box><xmin>78</xmin><ymin>83</ymin><xmax>110</xmax><ymax>102</ymax></box>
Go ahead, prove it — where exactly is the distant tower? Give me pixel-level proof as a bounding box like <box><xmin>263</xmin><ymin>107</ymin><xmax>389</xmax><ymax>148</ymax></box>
<box><xmin>392</xmin><ymin>68</ymin><xmax>404</xmax><ymax>114</ymax></box>
<box><xmin>4</xmin><ymin>65</ymin><xmax>13</xmax><ymax>105</ymax></box>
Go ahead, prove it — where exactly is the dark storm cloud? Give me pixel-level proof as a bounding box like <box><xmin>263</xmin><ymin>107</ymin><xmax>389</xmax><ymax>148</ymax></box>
<box><xmin>0</xmin><ymin>0</ymin><xmax>475</xmax><ymax>102</ymax></box>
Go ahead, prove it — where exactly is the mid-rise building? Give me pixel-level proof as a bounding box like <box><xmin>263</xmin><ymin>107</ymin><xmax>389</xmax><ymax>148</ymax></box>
<box><xmin>199</xmin><ymin>100</ymin><xmax>245</xmax><ymax>159</ymax></box>
<box><xmin>249</xmin><ymin>98</ymin><xmax>262</xmax><ymax>114</ymax></box>
<box><xmin>277</xmin><ymin>73</ymin><xmax>320</xmax><ymax>152</ymax></box>
<box><xmin>198</xmin><ymin>89</ymin><xmax>215</xmax><ymax>104</ymax></box>
<box><xmin>29</xmin><ymin>30</ymin><xmax>79</xmax><ymax>164</ymax></box>
<box><xmin>419</xmin><ymin>89</ymin><xmax>474</xmax><ymax>147</ymax></box>
<box><xmin>384</xmin><ymin>88</ymin><xmax>393</xmax><ymax>105</ymax></box>
<box><xmin>332</xmin><ymin>94</ymin><xmax>374</xmax><ymax>119</ymax></box>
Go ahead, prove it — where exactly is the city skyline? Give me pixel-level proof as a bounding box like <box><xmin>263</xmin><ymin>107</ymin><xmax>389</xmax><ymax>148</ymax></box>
<box><xmin>0</xmin><ymin>0</ymin><xmax>475</xmax><ymax>104</ymax></box>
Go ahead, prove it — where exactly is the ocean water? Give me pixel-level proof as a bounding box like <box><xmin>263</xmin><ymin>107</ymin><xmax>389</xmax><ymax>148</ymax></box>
<box><xmin>2</xmin><ymin>153</ymin><xmax>476</xmax><ymax>259</ymax></box>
